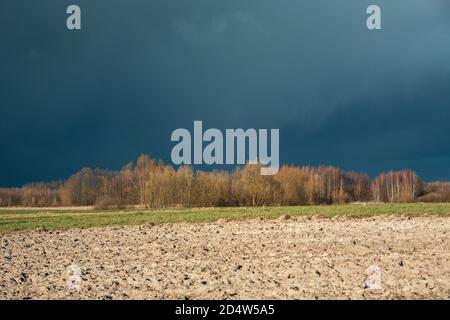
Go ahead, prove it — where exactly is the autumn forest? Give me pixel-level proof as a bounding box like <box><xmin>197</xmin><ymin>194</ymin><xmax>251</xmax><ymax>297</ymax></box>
<box><xmin>1</xmin><ymin>154</ymin><xmax>450</xmax><ymax>208</ymax></box>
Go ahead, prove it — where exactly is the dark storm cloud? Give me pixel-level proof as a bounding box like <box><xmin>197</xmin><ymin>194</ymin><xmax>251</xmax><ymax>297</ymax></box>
<box><xmin>1</xmin><ymin>0</ymin><xmax>450</xmax><ymax>185</ymax></box>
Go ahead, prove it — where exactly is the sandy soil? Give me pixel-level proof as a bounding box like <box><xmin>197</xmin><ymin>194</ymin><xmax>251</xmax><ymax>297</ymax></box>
<box><xmin>0</xmin><ymin>216</ymin><xmax>449</xmax><ymax>300</ymax></box>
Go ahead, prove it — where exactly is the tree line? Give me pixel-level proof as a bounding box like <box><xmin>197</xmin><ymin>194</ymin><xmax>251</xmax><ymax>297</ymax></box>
<box><xmin>0</xmin><ymin>154</ymin><xmax>448</xmax><ymax>208</ymax></box>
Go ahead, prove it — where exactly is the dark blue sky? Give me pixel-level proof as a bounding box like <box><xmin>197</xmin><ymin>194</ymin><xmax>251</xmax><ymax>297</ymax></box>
<box><xmin>1</xmin><ymin>0</ymin><xmax>450</xmax><ymax>186</ymax></box>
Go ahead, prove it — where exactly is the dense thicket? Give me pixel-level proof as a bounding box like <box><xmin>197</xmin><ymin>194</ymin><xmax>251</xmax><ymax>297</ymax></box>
<box><xmin>0</xmin><ymin>154</ymin><xmax>446</xmax><ymax>208</ymax></box>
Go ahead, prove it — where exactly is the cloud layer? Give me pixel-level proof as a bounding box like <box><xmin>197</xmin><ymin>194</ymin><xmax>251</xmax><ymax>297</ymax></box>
<box><xmin>1</xmin><ymin>0</ymin><xmax>450</xmax><ymax>185</ymax></box>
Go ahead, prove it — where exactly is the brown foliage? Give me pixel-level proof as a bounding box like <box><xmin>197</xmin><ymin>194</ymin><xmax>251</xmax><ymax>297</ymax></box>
<box><xmin>372</xmin><ymin>170</ymin><xmax>422</xmax><ymax>203</ymax></box>
<box><xmin>1</xmin><ymin>154</ymin><xmax>447</xmax><ymax>208</ymax></box>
